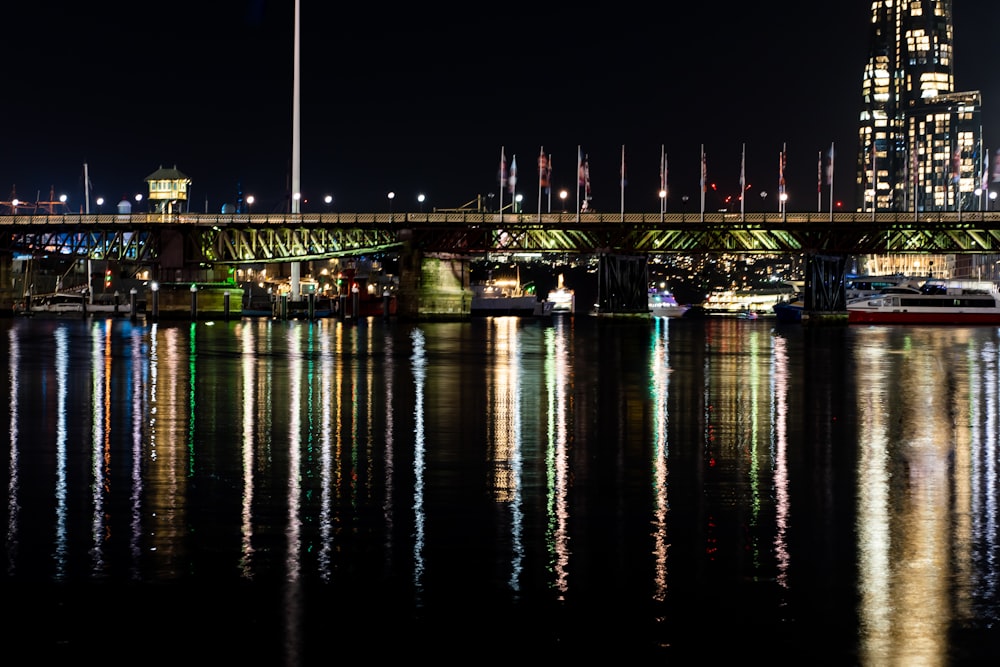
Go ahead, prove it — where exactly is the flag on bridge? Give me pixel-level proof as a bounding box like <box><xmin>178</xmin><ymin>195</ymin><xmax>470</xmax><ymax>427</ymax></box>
<box><xmin>778</xmin><ymin>142</ymin><xmax>787</xmax><ymax>196</ymax></box>
<box><xmin>499</xmin><ymin>147</ymin><xmax>507</xmax><ymax>189</ymax></box>
<box><xmin>508</xmin><ymin>155</ymin><xmax>518</xmax><ymax>194</ymax></box>
<box><xmin>982</xmin><ymin>146</ymin><xmax>990</xmax><ymax>192</ymax></box>
<box><xmin>538</xmin><ymin>148</ymin><xmax>550</xmax><ymax>190</ymax></box>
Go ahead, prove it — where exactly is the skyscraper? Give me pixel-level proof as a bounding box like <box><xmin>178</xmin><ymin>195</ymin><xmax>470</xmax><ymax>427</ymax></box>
<box><xmin>857</xmin><ymin>0</ymin><xmax>984</xmax><ymax>213</ymax></box>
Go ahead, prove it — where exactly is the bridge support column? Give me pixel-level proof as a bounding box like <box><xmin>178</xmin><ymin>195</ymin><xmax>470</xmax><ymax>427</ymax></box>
<box><xmin>596</xmin><ymin>254</ymin><xmax>649</xmax><ymax>315</ymax></box>
<box><xmin>803</xmin><ymin>253</ymin><xmax>849</xmax><ymax>324</ymax></box>
<box><xmin>396</xmin><ymin>244</ymin><xmax>470</xmax><ymax>319</ymax></box>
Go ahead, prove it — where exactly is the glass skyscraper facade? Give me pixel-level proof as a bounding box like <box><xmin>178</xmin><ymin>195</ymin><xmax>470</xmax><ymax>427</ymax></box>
<box><xmin>856</xmin><ymin>0</ymin><xmax>985</xmax><ymax>213</ymax></box>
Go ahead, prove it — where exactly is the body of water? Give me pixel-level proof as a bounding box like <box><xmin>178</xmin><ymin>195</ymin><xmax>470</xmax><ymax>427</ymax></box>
<box><xmin>2</xmin><ymin>314</ymin><xmax>999</xmax><ymax>664</ymax></box>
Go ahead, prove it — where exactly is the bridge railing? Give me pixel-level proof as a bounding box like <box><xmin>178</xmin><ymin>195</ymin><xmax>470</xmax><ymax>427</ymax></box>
<box><xmin>3</xmin><ymin>211</ymin><xmax>1000</xmax><ymax>226</ymax></box>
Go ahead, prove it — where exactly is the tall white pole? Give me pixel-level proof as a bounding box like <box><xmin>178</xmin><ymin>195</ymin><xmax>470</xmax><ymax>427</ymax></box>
<box><xmin>829</xmin><ymin>142</ymin><xmax>835</xmax><ymax>222</ymax></box>
<box><xmin>537</xmin><ymin>145</ymin><xmax>543</xmax><ymax>222</ymax></box>
<box><xmin>620</xmin><ymin>144</ymin><xmax>625</xmax><ymax>221</ymax></box>
<box><xmin>576</xmin><ymin>145</ymin><xmax>581</xmax><ymax>223</ymax></box>
<box><xmin>700</xmin><ymin>144</ymin><xmax>706</xmax><ymax>221</ymax></box>
<box><xmin>740</xmin><ymin>143</ymin><xmax>746</xmax><ymax>220</ymax></box>
<box><xmin>84</xmin><ymin>162</ymin><xmax>90</xmax><ymax>215</ymax></box>
<box><xmin>290</xmin><ymin>0</ymin><xmax>302</xmax><ymax>300</ymax></box>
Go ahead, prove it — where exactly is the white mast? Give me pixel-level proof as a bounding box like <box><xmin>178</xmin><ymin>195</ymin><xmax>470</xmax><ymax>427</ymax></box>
<box><xmin>289</xmin><ymin>0</ymin><xmax>302</xmax><ymax>300</ymax></box>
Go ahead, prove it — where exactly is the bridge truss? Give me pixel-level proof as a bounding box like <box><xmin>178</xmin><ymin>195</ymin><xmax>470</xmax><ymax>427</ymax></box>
<box><xmin>3</xmin><ymin>211</ymin><xmax>1000</xmax><ymax>263</ymax></box>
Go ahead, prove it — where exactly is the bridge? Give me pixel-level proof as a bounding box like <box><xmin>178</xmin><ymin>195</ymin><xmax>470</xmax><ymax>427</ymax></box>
<box><xmin>4</xmin><ymin>210</ymin><xmax>1000</xmax><ymax>261</ymax></box>
<box><xmin>4</xmin><ymin>210</ymin><xmax>1000</xmax><ymax>318</ymax></box>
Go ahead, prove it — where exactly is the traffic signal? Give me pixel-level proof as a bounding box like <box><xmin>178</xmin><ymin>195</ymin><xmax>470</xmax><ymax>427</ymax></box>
<box><xmin>105</xmin><ymin>269</ymin><xmax>112</xmax><ymax>286</ymax></box>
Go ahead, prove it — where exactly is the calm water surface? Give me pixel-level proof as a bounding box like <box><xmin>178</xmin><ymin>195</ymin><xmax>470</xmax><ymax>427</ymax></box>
<box><xmin>2</xmin><ymin>314</ymin><xmax>999</xmax><ymax>664</ymax></box>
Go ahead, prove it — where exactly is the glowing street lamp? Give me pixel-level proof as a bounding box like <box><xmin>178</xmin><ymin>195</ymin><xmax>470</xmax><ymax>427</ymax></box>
<box><xmin>388</xmin><ymin>191</ymin><xmax>395</xmax><ymax>221</ymax></box>
<box><xmin>559</xmin><ymin>189</ymin><xmax>568</xmax><ymax>212</ymax></box>
<box><xmin>515</xmin><ymin>193</ymin><xmax>523</xmax><ymax>213</ymax></box>
<box><xmin>246</xmin><ymin>195</ymin><xmax>254</xmax><ymax>214</ymax></box>
<box><xmin>417</xmin><ymin>193</ymin><xmax>425</xmax><ymax>212</ymax></box>
<box><xmin>991</xmin><ymin>191</ymin><xmax>997</xmax><ymax>211</ymax></box>
<box><xmin>658</xmin><ymin>188</ymin><xmax>666</xmax><ymax>220</ymax></box>
<box><xmin>96</xmin><ymin>197</ymin><xmax>104</xmax><ymax>214</ymax></box>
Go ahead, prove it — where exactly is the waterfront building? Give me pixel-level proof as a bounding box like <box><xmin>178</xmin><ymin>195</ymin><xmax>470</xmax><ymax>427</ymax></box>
<box><xmin>857</xmin><ymin>0</ymin><xmax>984</xmax><ymax>214</ymax></box>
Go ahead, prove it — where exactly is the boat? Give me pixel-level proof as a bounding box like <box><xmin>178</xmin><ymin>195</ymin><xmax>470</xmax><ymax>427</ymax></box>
<box><xmin>471</xmin><ymin>275</ymin><xmax>553</xmax><ymax>317</ymax></box>
<box><xmin>847</xmin><ymin>279</ymin><xmax>1000</xmax><ymax>324</ymax></box>
<box><xmin>772</xmin><ymin>299</ymin><xmax>805</xmax><ymax>323</ymax></box>
<box><xmin>547</xmin><ymin>273</ymin><xmax>576</xmax><ymax>314</ymax></box>
<box><xmin>701</xmin><ymin>283</ymin><xmax>797</xmax><ymax>316</ymax></box>
<box><xmin>647</xmin><ymin>285</ymin><xmax>689</xmax><ymax>317</ymax></box>
<box><xmin>16</xmin><ymin>289</ymin><xmax>142</xmax><ymax>317</ymax></box>
<box><xmin>845</xmin><ymin>274</ymin><xmax>918</xmax><ymax>301</ymax></box>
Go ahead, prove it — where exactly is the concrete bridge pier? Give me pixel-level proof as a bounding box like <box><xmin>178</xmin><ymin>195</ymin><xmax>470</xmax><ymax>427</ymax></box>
<box><xmin>396</xmin><ymin>244</ymin><xmax>471</xmax><ymax>319</ymax></box>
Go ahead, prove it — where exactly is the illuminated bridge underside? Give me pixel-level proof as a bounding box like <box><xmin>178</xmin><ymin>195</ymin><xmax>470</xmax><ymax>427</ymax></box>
<box><xmin>4</xmin><ymin>211</ymin><xmax>1000</xmax><ymax>262</ymax></box>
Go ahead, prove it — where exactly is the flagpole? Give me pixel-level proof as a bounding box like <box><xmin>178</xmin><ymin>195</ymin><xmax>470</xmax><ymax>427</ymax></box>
<box><xmin>700</xmin><ymin>144</ymin><xmax>706</xmax><ymax>222</ymax></box>
<box><xmin>576</xmin><ymin>145</ymin><xmax>581</xmax><ymax>223</ymax></box>
<box><xmin>829</xmin><ymin>142</ymin><xmax>835</xmax><ymax>222</ymax></box>
<box><xmin>740</xmin><ymin>143</ymin><xmax>746</xmax><ymax>221</ymax></box>
<box><xmin>779</xmin><ymin>142</ymin><xmax>786</xmax><ymax>216</ymax></box>
<box><xmin>547</xmin><ymin>153</ymin><xmax>552</xmax><ymax>213</ymax></box>
<box><xmin>84</xmin><ymin>162</ymin><xmax>90</xmax><ymax>215</ymax></box>
<box><xmin>620</xmin><ymin>144</ymin><xmax>625</xmax><ymax>222</ymax></box>
<box><xmin>817</xmin><ymin>150</ymin><xmax>822</xmax><ymax>213</ymax></box>
<box><xmin>871</xmin><ymin>142</ymin><xmax>877</xmax><ymax>222</ymax></box>
<box><xmin>659</xmin><ymin>144</ymin><xmax>666</xmax><ymax>222</ymax></box>
<box><xmin>499</xmin><ymin>146</ymin><xmax>505</xmax><ymax>217</ymax></box>
<box><xmin>538</xmin><ymin>145</ymin><xmax>543</xmax><ymax>222</ymax></box>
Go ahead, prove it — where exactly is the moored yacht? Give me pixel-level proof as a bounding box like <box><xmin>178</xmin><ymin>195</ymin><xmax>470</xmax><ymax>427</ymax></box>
<box><xmin>847</xmin><ymin>279</ymin><xmax>1000</xmax><ymax>324</ymax></box>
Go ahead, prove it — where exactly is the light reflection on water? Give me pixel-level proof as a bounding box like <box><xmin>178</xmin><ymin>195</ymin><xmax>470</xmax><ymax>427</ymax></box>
<box><xmin>1</xmin><ymin>316</ymin><xmax>999</xmax><ymax>662</ymax></box>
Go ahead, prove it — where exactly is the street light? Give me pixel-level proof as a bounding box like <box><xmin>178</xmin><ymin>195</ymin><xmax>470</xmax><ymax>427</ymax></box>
<box><xmin>779</xmin><ymin>192</ymin><xmax>788</xmax><ymax>218</ymax></box>
<box><xmin>515</xmin><ymin>193</ymin><xmax>523</xmax><ymax>213</ymax></box>
<box><xmin>246</xmin><ymin>195</ymin><xmax>254</xmax><ymax>214</ymax></box>
<box><xmin>96</xmin><ymin>197</ymin><xmax>104</xmax><ymax>214</ymax></box>
<box><xmin>559</xmin><ymin>189</ymin><xmax>568</xmax><ymax>212</ymax></box>
<box><xmin>760</xmin><ymin>190</ymin><xmax>767</xmax><ymax>211</ymax></box>
<box><xmin>59</xmin><ymin>193</ymin><xmax>67</xmax><ymax>213</ymax></box>
<box><xmin>388</xmin><ymin>191</ymin><xmax>395</xmax><ymax>221</ymax></box>
<box><xmin>417</xmin><ymin>193</ymin><xmax>425</xmax><ymax>212</ymax></box>
<box><xmin>659</xmin><ymin>189</ymin><xmax>667</xmax><ymax>219</ymax></box>
<box><xmin>991</xmin><ymin>191</ymin><xmax>997</xmax><ymax>211</ymax></box>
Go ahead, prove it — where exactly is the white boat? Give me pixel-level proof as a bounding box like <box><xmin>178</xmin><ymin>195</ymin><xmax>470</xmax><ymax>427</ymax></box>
<box><xmin>648</xmin><ymin>285</ymin><xmax>688</xmax><ymax>317</ymax></box>
<box><xmin>847</xmin><ymin>279</ymin><xmax>1000</xmax><ymax>324</ymax></box>
<box><xmin>701</xmin><ymin>284</ymin><xmax>797</xmax><ymax>316</ymax></box>
<box><xmin>844</xmin><ymin>274</ymin><xmax>919</xmax><ymax>301</ymax></box>
<box><xmin>471</xmin><ymin>277</ymin><xmax>552</xmax><ymax>317</ymax></box>
<box><xmin>17</xmin><ymin>291</ymin><xmax>136</xmax><ymax>316</ymax></box>
<box><xmin>547</xmin><ymin>273</ymin><xmax>575</xmax><ymax>314</ymax></box>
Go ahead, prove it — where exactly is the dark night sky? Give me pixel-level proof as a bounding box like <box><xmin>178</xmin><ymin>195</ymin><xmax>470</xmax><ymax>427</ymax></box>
<box><xmin>4</xmin><ymin>1</ymin><xmax>998</xmax><ymax>214</ymax></box>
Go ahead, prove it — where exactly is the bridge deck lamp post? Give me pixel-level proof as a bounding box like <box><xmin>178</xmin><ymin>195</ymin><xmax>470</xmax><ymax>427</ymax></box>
<box><xmin>991</xmin><ymin>191</ymin><xmax>997</xmax><ymax>211</ymax></box>
<box><xmin>418</xmin><ymin>193</ymin><xmax>425</xmax><ymax>213</ymax></box>
<box><xmin>388</xmin><ymin>192</ymin><xmax>395</xmax><ymax>222</ymax></box>
<box><xmin>659</xmin><ymin>189</ymin><xmax>666</xmax><ymax>221</ymax></box>
<box><xmin>246</xmin><ymin>195</ymin><xmax>254</xmax><ymax>215</ymax></box>
<box><xmin>559</xmin><ymin>190</ymin><xmax>568</xmax><ymax>213</ymax></box>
